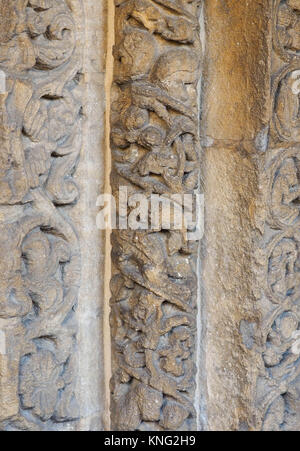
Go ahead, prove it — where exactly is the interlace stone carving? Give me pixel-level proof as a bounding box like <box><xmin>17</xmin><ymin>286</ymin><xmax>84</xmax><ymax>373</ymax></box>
<box><xmin>256</xmin><ymin>0</ymin><xmax>300</xmax><ymax>431</ymax></box>
<box><xmin>110</xmin><ymin>0</ymin><xmax>202</xmax><ymax>431</ymax></box>
<box><xmin>0</xmin><ymin>0</ymin><xmax>83</xmax><ymax>431</ymax></box>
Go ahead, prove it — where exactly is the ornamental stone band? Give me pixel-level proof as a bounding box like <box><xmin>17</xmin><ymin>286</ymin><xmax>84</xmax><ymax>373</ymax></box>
<box><xmin>0</xmin><ymin>0</ymin><xmax>300</xmax><ymax>432</ymax></box>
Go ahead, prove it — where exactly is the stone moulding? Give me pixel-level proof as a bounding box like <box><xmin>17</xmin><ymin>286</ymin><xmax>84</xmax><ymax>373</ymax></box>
<box><xmin>0</xmin><ymin>0</ymin><xmax>83</xmax><ymax>431</ymax></box>
<box><xmin>110</xmin><ymin>0</ymin><xmax>202</xmax><ymax>431</ymax></box>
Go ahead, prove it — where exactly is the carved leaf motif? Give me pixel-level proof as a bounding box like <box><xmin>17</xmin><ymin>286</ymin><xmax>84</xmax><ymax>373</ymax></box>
<box><xmin>26</xmin><ymin>0</ymin><xmax>76</xmax><ymax>69</ymax></box>
<box><xmin>259</xmin><ymin>0</ymin><xmax>300</xmax><ymax>430</ymax></box>
<box><xmin>268</xmin><ymin>237</ymin><xmax>300</xmax><ymax>301</ymax></box>
<box><xmin>20</xmin><ymin>351</ymin><xmax>64</xmax><ymax>421</ymax></box>
<box><xmin>0</xmin><ymin>0</ymin><xmax>83</xmax><ymax>430</ymax></box>
<box><xmin>111</xmin><ymin>0</ymin><xmax>201</xmax><ymax>431</ymax></box>
<box><xmin>277</xmin><ymin>0</ymin><xmax>300</xmax><ymax>55</ymax></box>
<box><xmin>25</xmin><ymin>145</ymin><xmax>50</xmax><ymax>188</ymax></box>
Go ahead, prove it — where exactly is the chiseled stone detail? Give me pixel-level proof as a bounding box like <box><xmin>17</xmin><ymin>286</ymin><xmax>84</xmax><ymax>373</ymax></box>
<box><xmin>275</xmin><ymin>0</ymin><xmax>300</xmax><ymax>60</ymax></box>
<box><xmin>256</xmin><ymin>0</ymin><xmax>300</xmax><ymax>431</ymax></box>
<box><xmin>0</xmin><ymin>0</ymin><xmax>83</xmax><ymax>430</ymax></box>
<box><xmin>110</xmin><ymin>0</ymin><xmax>202</xmax><ymax>431</ymax></box>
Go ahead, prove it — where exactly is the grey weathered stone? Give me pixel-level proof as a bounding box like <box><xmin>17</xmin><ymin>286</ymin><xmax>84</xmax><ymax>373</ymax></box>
<box><xmin>0</xmin><ymin>0</ymin><xmax>84</xmax><ymax>431</ymax></box>
<box><xmin>1</xmin><ymin>0</ymin><xmax>300</xmax><ymax>433</ymax></box>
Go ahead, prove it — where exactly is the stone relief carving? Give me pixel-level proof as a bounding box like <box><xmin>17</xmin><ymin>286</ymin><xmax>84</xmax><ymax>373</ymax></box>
<box><xmin>257</xmin><ymin>0</ymin><xmax>300</xmax><ymax>431</ymax></box>
<box><xmin>257</xmin><ymin>149</ymin><xmax>300</xmax><ymax>429</ymax></box>
<box><xmin>275</xmin><ymin>0</ymin><xmax>300</xmax><ymax>59</ymax></box>
<box><xmin>0</xmin><ymin>0</ymin><xmax>83</xmax><ymax>431</ymax></box>
<box><xmin>270</xmin><ymin>153</ymin><xmax>300</xmax><ymax>227</ymax></box>
<box><xmin>110</xmin><ymin>0</ymin><xmax>202</xmax><ymax>431</ymax></box>
<box><xmin>274</xmin><ymin>70</ymin><xmax>300</xmax><ymax>141</ymax></box>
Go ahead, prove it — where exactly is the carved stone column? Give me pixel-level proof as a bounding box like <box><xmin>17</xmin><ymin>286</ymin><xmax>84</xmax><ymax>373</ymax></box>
<box><xmin>201</xmin><ymin>0</ymin><xmax>273</xmax><ymax>431</ymax></box>
<box><xmin>0</xmin><ymin>0</ymin><xmax>83</xmax><ymax>431</ymax></box>
<box><xmin>2</xmin><ymin>0</ymin><xmax>300</xmax><ymax>433</ymax></box>
<box><xmin>255</xmin><ymin>0</ymin><xmax>300</xmax><ymax>432</ymax></box>
<box><xmin>110</xmin><ymin>0</ymin><xmax>202</xmax><ymax>430</ymax></box>
<box><xmin>202</xmin><ymin>0</ymin><xmax>300</xmax><ymax>432</ymax></box>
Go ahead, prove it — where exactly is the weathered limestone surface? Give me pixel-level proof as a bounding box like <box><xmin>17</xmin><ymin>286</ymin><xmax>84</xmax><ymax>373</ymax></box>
<box><xmin>110</xmin><ymin>0</ymin><xmax>202</xmax><ymax>431</ymax></box>
<box><xmin>0</xmin><ymin>0</ymin><xmax>106</xmax><ymax>431</ymax></box>
<box><xmin>73</xmin><ymin>0</ymin><xmax>108</xmax><ymax>431</ymax></box>
<box><xmin>1</xmin><ymin>0</ymin><xmax>300</xmax><ymax>433</ymax></box>
<box><xmin>201</xmin><ymin>0</ymin><xmax>273</xmax><ymax>431</ymax></box>
<box><xmin>202</xmin><ymin>0</ymin><xmax>300</xmax><ymax>432</ymax></box>
<box><xmin>0</xmin><ymin>0</ymin><xmax>83</xmax><ymax>430</ymax></box>
<box><xmin>255</xmin><ymin>0</ymin><xmax>300</xmax><ymax>432</ymax></box>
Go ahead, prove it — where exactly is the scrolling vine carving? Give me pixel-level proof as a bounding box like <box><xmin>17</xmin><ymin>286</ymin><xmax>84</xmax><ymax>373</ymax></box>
<box><xmin>110</xmin><ymin>0</ymin><xmax>202</xmax><ymax>431</ymax></box>
<box><xmin>256</xmin><ymin>0</ymin><xmax>300</xmax><ymax>431</ymax></box>
<box><xmin>0</xmin><ymin>0</ymin><xmax>83</xmax><ymax>431</ymax></box>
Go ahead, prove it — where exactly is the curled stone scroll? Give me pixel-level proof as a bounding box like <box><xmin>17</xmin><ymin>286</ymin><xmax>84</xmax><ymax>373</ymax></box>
<box><xmin>110</xmin><ymin>0</ymin><xmax>202</xmax><ymax>431</ymax></box>
<box><xmin>256</xmin><ymin>0</ymin><xmax>300</xmax><ymax>431</ymax></box>
<box><xmin>0</xmin><ymin>0</ymin><xmax>83</xmax><ymax>431</ymax></box>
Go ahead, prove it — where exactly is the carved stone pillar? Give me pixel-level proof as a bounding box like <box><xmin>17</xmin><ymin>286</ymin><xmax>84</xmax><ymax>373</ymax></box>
<box><xmin>201</xmin><ymin>0</ymin><xmax>273</xmax><ymax>431</ymax></box>
<box><xmin>110</xmin><ymin>0</ymin><xmax>202</xmax><ymax>431</ymax></box>
<box><xmin>202</xmin><ymin>0</ymin><xmax>300</xmax><ymax>432</ymax></box>
<box><xmin>0</xmin><ymin>0</ymin><xmax>84</xmax><ymax>431</ymax></box>
<box><xmin>255</xmin><ymin>0</ymin><xmax>300</xmax><ymax>432</ymax></box>
<box><xmin>2</xmin><ymin>0</ymin><xmax>300</xmax><ymax>433</ymax></box>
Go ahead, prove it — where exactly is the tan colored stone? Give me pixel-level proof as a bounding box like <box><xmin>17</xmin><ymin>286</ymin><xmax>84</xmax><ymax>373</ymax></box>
<box><xmin>110</xmin><ymin>0</ymin><xmax>202</xmax><ymax>431</ymax></box>
<box><xmin>1</xmin><ymin>0</ymin><xmax>300</xmax><ymax>433</ymax></box>
<box><xmin>202</xmin><ymin>0</ymin><xmax>272</xmax><ymax>144</ymax></box>
<box><xmin>202</xmin><ymin>0</ymin><xmax>300</xmax><ymax>432</ymax></box>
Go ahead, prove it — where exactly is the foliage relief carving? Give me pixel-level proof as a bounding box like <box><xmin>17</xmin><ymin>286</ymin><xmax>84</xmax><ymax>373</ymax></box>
<box><xmin>257</xmin><ymin>0</ymin><xmax>300</xmax><ymax>431</ymax></box>
<box><xmin>0</xmin><ymin>0</ymin><xmax>83</xmax><ymax>430</ymax></box>
<box><xmin>110</xmin><ymin>0</ymin><xmax>202</xmax><ymax>431</ymax></box>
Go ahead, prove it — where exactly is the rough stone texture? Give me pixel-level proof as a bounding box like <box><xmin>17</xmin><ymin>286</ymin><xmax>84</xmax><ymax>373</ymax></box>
<box><xmin>0</xmin><ymin>0</ymin><xmax>84</xmax><ymax>430</ymax></box>
<box><xmin>2</xmin><ymin>0</ymin><xmax>300</xmax><ymax>433</ymax></box>
<box><xmin>202</xmin><ymin>1</ymin><xmax>272</xmax><ymax>144</ymax></box>
<box><xmin>110</xmin><ymin>0</ymin><xmax>202</xmax><ymax>431</ymax></box>
<box><xmin>201</xmin><ymin>0</ymin><xmax>273</xmax><ymax>431</ymax></box>
<box><xmin>74</xmin><ymin>0</ymin><xmax>107</xmax><ymax>431</ymax></box>
<box><xmin>255</xmin><ymin>0</ymin><xmax>300</xmax><ymax>432</ymax></box>
<box><xmin>0</xmin><ymin>0</ymin><xmax>107</xmax><ymax>432</ymax></box>
<box><xmin>202</xmin><ymin>0</ymin><xmax>300</xmax><ymax>432</ymax></box>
